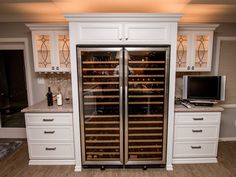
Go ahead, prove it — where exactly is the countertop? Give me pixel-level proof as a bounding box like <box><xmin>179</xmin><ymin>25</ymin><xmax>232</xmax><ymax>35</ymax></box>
<box><xmin>21</xmin><ymin>100</ymin><xmax>73</xmax><ymax>113</ymax></box>
<box><xmin>175</xmin><ymin>104</ymin><xmax>224</xmax><ymax>112</ymax></box>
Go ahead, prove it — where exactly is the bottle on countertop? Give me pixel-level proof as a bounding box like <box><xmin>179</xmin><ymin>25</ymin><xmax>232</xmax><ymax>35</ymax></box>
<box><xmin>46</xmin><ymin>87</ymin><xmax>53</xmax><ymax>106</ymax></box>
<box><xmin>57</xmin><ymin>87</ymin><xmax>63</xmax><ymax>106</ymax></box>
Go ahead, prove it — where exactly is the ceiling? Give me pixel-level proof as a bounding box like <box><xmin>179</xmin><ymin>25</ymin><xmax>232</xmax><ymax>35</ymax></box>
<box><xmin>0</xmin><ymin>0</ymin><xmax>236</xmax><ymax>23</ymax></box>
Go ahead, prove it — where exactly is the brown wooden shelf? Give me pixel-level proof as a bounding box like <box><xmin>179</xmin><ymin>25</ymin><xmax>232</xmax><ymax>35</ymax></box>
<box><xmin>86</xmin><ymin>152</ymin><xmax>120</xmax><ymax>155</ymax></box>
<box><xmin>84</xmin><ymin>115</ymin><xmax>119</xmax><ymax>119</ymax></box>
<box><xmin>129</xmin><ymin>157</ymin><xmax>162</xmax><ymax>160</ymax></box>
<box><xmin>86</xmin><ymin>139</ymin><xmax>120</xmax><ymax>143</ymax></box>
<box><xmin>83</xmin><ymin>88</ymin><xmax>119</xmax><ymax>92</ymax></box>
<box><xmin>129</xmin><ymin>102</ymin><xmax>164</xmax><ymax>105</ymax></box>
<box><xmin>128</xmin><ymin>95</ymin><xmax>164</xmax><ymax>98</ymax></box>
<box><xmin>84</xmin><ymin>102</ymin><xmax>119</xmax><ymax>105</ymax></box>
<box><xmin>83</xmin><ymin>82</ymin><xmax>119</xmax><ymax>85</ymax></box>
<box><xmin>86</xmin><ymin>146</ymin><xmax>120</xmax><ymax>149</ymax></box>
<box><xmin>85</xmin><ymin>121</ymin><xmax>120</xmax><ymax>125</ymax></box>
<box><xmin>84</xmin><ymin>95</ymin><xmax>119</xmax><ymax>99</ymax></box>
<box><xmin>129</xmin><ymin>133</ymin><xmax>163</xmax><ymax>137</ymax></box>
<box><xmin>83</xmin><ymin>61</ymin><xmax>119</xmax><ymax>64</ymax></box>
<box><xmin>129</xmin><ymin>145</ymin><xmax>162</xmax><ymax>149</ymax></box>
<box><xmin>85</xmin><ymin>127</ymin><xmax>120</xmax><ymax>131</ymax></box>
<box><xmin>131</xmin><ymin>68</ymin><xmax>165</xmax><ymax>71</ymax></box>
<box><xmin>83</xmin><ymin>68</ymin><xmax>115</xmax><ymax>71</ymax></box>
<box><xmin>129</xmin><ymin>114</ymin><xmax>163</xmax><ymax>118</ymax></box>
<box><xmin>129</xmin><ymin>121</ymin><xmax>163</xmax><ymax>124</ymax></box>
<box><xmin>129</xmin><ymin>81</ymin><xmax>164</xmax><ymax>84</ymax></box>
<box><xmin>129</xmin><ymin>75</ymin><xmax>164</xmax><ymax>78</ymax></box>
<box><xmin>129</xmin><ymin>61</ymin><xmax>165</xmax><ymax>64</ymax></box>
<box><xmin>129</xmin><ymin>88</ymin><xmax>164</xmax><ymax>91</ymax></box>
<box><xmin>129</xmin><ymin>152</ymin><xmax>162</xmax><ymax>155</ymax></box>
<box><xmin>83</xmin><ymin>75</ymin><xmax>119</xmax><ymax>78</ymax></box>
<box><xmin>86</xmin><ymin>134</ymin><xmax>120</xmax><ymax>137</ymax></box>
<box><xmin>128</xmin><ymin>139</ymin><xmax>163</xmax><ymax>143</ymax></box>
<box><xmin>128</xmin><ymin>127</ymin><xmax>163</xmax><ymax>130</ymax></box>
<box><xmin>87</xmin><ymin>158</ymin><xmax>120</xmax><ymax>161</ymax></box>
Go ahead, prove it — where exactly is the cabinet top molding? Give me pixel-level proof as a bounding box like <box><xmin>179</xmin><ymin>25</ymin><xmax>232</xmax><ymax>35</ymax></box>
<box><xmin>178</xmin><ymin>24</ymin><xmax>219</xmax><ymax>31</ymax></box>
<box><xmin>64</xmin><ymin>13</ymin><xmax>182</xmax><ymax>22</ymax></box>
<box><xmin>25</xmin><ymin>23</ymin><xmax>68</xmax><ymax>31</ymax></box>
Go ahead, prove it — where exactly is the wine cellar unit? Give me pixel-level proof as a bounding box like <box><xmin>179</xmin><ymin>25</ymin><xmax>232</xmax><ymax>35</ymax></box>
<box><xmin>77</xmin><ymin>46</ymin><xmax>170</xmax><ymax>167</ymax></box>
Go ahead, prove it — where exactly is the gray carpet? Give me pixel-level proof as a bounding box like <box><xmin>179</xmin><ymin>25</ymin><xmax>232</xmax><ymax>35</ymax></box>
<box><xmin>0</xmin><ymin>141</ymin><xmax>22</xmax><ymax>160</ymax></box>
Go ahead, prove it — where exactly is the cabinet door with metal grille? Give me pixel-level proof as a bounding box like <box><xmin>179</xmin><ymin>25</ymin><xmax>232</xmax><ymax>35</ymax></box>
<box><xmin>77</xmin><ymin>47</ymin><xmax>123</xmax><ymax>165</ymax></box>
<box><xmin>124</xmin><ymin>47</ymin><xmax>169</xmax><ymax>165</ymax></box>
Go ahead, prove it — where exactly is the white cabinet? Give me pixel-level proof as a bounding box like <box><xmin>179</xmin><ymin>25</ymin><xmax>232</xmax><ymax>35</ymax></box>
<box><xmin>76</xmin><ymin>23</ymin><xmax>171</xmax><ymax>44</ymax></box>
<box><xmin>176</xmin><ymin>24</ymin><xmax>218</xmax><ymax>72</ymax></box>
<box><xmin>26</xmin><ymin>24</ymin><xmax>70</xmax><ymax>72</ymax></box>
<box><xmin>173</xmin><ymin>112</ymin><xmax>221</xmax><ymax>164</ymax></box>
<box><xmin>25</xmin><ymin>113</ymin><xmax>75</xmax><ymax>165</ymax></box>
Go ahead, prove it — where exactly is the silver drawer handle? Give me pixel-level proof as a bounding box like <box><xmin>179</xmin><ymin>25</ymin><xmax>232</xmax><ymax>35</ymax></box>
<box><xmin>45</xmin><ymin>147</ymin><xmax>56</xmax><ymax>151</ymax></box>
<box><xmin>192</xmin><ymin>129</ymin><xmax>203</xmax><ymax>133</ymax></box>
<box><xmin>191</xmin><ymin>146</ymin><xmax>201</xmax><ymax>149</ymax></box>
<box><xmin>44</xmin><ymin>130</ymin><xmax>55</xmax><ymax>134</ymax></box>
<box><xmin>43</xmin><ymin>118</ymin><xmax>54</xmax><ymax>122</ymax></box>
<box><xmin>193</xmin><ymin>117</ymin><xmax>204</xmax><ymax>121</ymax></box>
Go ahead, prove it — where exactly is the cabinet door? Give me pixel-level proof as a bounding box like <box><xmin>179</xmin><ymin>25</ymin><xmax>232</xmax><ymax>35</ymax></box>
<box><xmin>176</xmin><ymin>32</ymin><xmax>191</xmax><ymax>71</ymax></box>
<box><xmin>192</xmin><ymin>32</ymin><xmax>213</xmax><ymax>71</ymax></box>
<box><xmin>78</xmin><ymin>23</ymin><xmax>123</xmax><ymax>44</ymax></box>
<box><xmin>32</xmin><ymin>31</ymin><xmax>55</xmax><ymax>72</ymax></box>
<box><xmin>55</xmin><ymin>31</ymin><xmax>70</xmax><ymax>72</ymax></box>
<box><xmin>124</xmin><ymin>23</ymin><xmax>170</xmax><ymax>44</ymax></box>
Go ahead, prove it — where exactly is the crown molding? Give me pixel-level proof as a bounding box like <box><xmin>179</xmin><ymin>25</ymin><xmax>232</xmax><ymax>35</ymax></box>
<box><xmin>25</xmin><ymin>23</ymin><xmax>68</xmax><ymax>31</ymax></box>
<box><xmin>178</xmin><ymin>24</ymin><xmax>219</xmax><ymax>31</ymax></box>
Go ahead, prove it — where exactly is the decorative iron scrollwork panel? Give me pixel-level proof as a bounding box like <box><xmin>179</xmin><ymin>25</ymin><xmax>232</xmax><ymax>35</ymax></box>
<box><xmin>177</xmin><ymin>35</ymin><xmax>188</xmax><ymax>68</ymax></box>
<box><xmin>36</xmin><ymin>35</ymin><xmax>51</xmax><ymax>68</ymax></box>
<box><xmin>58</xmin><ymin>35</ymin><xmax>70</xmax><ymax>68</ymax></box>
<box><xmin>195</xmin><ymin>35</ymin><xmax>209</xmax><ymax>68</ymax></box>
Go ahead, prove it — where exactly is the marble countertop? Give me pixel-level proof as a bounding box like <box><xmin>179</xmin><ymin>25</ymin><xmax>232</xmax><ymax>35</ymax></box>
<box><xmin>21</xmin><ymin>100</ymin><xmax>73</xmax><ymax>113</ymax></box>
<box><xmin>175</xmin><ymin>104</ymin><xmax>224</xmax><ymax>112</ymax></box>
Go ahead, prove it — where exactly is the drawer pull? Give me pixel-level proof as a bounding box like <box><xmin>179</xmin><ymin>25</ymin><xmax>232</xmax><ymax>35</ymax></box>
<box><xmin>45</xmin><ymin>147</ymin><xmax>56</xmax><ymax>151</ymax></box>
<box><xmin>193</xmin><ymin>117</ymin><xmax>204</xmax><ymax>121</ymax></box>
<box><xmin>191</xmin><ymin>145</ymin><xmax>201</xmax><ymax>149</ymax></box>
<box><xmin>43</xmin><ymin>118</ymin><xmax>54</xmax><ymax>122</ymax></box>
<box><xmin>44</xmin><ymin>130</ymin><xmax>55</xmax><ymax>134</ymax></box>
<box><xmin>192</xmin><ymin>129</ymin><xmax>203</xmax><ymax>133</ymax></box>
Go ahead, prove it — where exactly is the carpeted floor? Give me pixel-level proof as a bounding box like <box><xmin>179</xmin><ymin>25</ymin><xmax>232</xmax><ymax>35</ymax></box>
<box><xmin>0</xmin><ymin>141</ymin><xmax>22</xmax><ymax>160</ymax></box>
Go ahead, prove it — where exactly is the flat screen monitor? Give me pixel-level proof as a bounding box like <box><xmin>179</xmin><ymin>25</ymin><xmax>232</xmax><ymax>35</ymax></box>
<box><xmin>182</xmin><ymin>75</ymin><xmax>226</xmax><ymax>102</ymax></box>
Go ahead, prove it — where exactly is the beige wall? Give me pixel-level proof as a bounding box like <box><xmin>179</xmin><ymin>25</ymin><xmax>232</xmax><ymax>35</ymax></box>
<box><xmin>0</xmin><ymin>22</ymin><xmax>47</xmax><ymax>104</ymax></box>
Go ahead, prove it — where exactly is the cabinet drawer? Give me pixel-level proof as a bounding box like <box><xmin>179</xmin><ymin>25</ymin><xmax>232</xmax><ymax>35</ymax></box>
<box><xmin>174</xmin><ymin>125</ymin><xmax>219</xmax><ymax>140</ymax></box>
<box><xmin>173</xmin><ymin>141</ymin><xmax>218</xmax><ymax>158</ymax></box>
<box><xmin>29</xmin><ymin>143</ymin><xmax>74</xmax><ymax>159</ymax></box>
<box><xmin>25</xmin><ymin>113</ymin><xmax>72</xmax><ymax>126</ymax></box>
<box><xmin>27</xmin><ymin>126</ymin><xmax>73</xmax><ymax>141</ymax></box>
<box><xmin>175</xmin><ymin>112</ymin><xmax>221</xmax><ymax>125</ymax></box>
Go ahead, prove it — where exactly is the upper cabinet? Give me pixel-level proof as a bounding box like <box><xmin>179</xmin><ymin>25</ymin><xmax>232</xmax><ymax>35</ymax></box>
<box><xmin>176</xmin><ymin>24</ymin><xmax>219</xmax><ymax>72</ymax></box>
<box><xmin>26</xmin><ymin>24</ymin><xmax>70</xmax><ymax>72</ymax></box>
<box><xmin>76</xmin><ymin>22</ymin><xmax>171</xmax><ymax>44</ymax></box>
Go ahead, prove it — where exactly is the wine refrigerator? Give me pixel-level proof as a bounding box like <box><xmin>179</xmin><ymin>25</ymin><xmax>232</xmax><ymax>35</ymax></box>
<box><xmin>77</xmin><ymin>46</ymin><xmax>170</xmax><ymax>167</ymax></box>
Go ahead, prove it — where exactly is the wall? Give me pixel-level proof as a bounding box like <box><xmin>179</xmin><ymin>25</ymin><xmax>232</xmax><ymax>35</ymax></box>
<box><xmin>0</xmin><ymin>22</ymin><xmax>47</xmax><ymax>104</ymax></box>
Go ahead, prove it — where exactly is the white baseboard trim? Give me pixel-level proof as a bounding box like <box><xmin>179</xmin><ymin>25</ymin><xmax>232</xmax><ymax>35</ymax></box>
<box><xmin>74</xmin><ymin>165</ymin><xmax>82</xmax><ymax>172</ymax></box>
<box><xmin>29</xmin><ymin>160</ymin><xmax>75</xmax><ymax>165</ymax></box>
<box><xmin>219</xmin><ymin>137</ymin><xmax>236</xmax><ymax>141</ymax></box>
<box><xmin>166</xmin><ymin>164</ymin><xmax>173</xmax><ymax>171</ymax></box>
<box><xmin>173</xmin><ymin>158</ymin><xmax>217</xmax><ymax>164</ymax></box>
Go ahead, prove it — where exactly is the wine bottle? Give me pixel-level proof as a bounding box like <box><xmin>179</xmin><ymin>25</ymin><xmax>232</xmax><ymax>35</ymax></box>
<box><xmin>57</xmin><ymin>87</ymin><xmax>63</xmax><ymax>106</ymax></box>
<box><xmin>46</xmin><ymin>87</ymin><xmax>53</xmax><ymax>106</ymax></box>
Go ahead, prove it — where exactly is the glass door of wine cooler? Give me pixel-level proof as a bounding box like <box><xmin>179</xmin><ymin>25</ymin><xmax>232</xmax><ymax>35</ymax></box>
<box><xmin>124</xmin><ymin>47</ymin><xmax>170</xmax><ymax>165</ymax></box>
<box><xmin>77</xmin><ymin>47</ymin><xmax>123</xmax><ymax>165</ymax></box>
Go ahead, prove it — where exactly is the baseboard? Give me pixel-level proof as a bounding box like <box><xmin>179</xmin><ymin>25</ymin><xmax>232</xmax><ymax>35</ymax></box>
<box><xmin>219</xmin><ymin>137</ymin><xmax>236</xmax><ymax>141</ymax></box>
<box><xmin>166</xmin><ymin>164</ymin><xmax>173</xmax><ymax>171</ymax></box>
<box><xmin>173</xmin><ymin>158</ymin><xmax>217</xmax><ymax>164</ymax></box>
<box><xmin>29</xmin><ymin>160</ymin><xmax>75</xmax><ymax>165</ymax></box>
<box><xmin>74</xmin><ymin>165</ymin><xmax>82</xmax><ymax>172</ymax></box>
